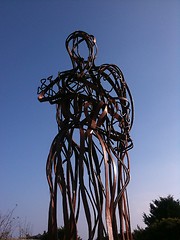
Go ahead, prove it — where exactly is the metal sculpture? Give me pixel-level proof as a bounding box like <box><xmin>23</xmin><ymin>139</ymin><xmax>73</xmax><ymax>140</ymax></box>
<box><xmin>38</xmin><ymin>30</ymin><xmax>134</xmax><ymax>240</ymax></box>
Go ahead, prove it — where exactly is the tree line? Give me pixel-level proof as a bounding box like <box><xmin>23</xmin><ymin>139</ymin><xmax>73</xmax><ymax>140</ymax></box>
<box><xmin>133</xmin><ymin>195</ymin><xmax>180</xmax><ymax>240</ymax></box>
<box><xmin>1</xmin><ymin>195</ymin><xmax>180</xmax><ymax>239</ymax></box>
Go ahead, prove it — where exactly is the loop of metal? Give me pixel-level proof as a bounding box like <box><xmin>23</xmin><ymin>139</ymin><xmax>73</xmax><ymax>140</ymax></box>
<box><xmin>38</xmin><ymin>30</ymin><xmax>134</xmax><ymax>240</ymax></box>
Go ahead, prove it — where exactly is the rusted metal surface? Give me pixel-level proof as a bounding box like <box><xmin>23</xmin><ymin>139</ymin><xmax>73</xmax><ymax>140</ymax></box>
<box><xmin>38</xmin><ymin>31</ymin><xmax>134</xmax><ymax>240</ymax></box>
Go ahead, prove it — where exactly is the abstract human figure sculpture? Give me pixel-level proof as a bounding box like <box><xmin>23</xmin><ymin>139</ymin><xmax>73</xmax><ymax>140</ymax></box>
<box><xmin>38</xmin><ymin>31</ymin><xmax>134</xmax><ymax>240</ymax></box>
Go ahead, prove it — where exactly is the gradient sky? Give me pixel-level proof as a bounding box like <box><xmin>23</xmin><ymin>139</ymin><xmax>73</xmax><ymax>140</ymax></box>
<box><xmin>0</xmin><ymin>0</ymin><xmax>179</xmax><ymax>238</ymax></box>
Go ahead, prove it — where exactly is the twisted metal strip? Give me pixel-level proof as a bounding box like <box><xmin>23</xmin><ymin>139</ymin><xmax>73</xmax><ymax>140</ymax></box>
<box><xmin>38</xmin><ymin>31</ymin><xmax>134</xmax><ymax>240</ymax></box>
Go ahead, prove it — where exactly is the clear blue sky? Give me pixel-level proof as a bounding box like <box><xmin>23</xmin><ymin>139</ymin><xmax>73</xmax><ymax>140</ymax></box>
<box><xmin>0</xmin><ymin>0</ymin><xmax>179</xmax><ymax>238</ymax></box>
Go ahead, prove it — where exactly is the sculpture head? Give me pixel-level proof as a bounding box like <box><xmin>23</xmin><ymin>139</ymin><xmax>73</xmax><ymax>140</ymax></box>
<box><xmin>66</xmin><ymin>30</ymin><xmax>97</xmax><ymax>71</ymax></box>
